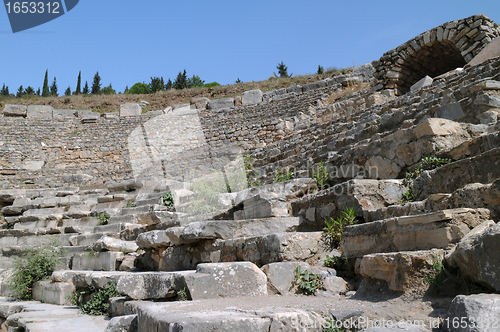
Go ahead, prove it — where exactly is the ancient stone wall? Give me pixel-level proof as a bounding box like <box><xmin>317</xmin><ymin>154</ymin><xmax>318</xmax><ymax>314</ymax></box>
<box><xmin>372</xmin><ymin>14</ymin><xmax>500</xmax><ymax>94</ymax></box>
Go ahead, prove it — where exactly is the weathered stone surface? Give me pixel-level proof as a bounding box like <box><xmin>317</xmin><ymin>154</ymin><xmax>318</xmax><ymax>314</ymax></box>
<box><xmin>27</xmin><ymin>105</ymin><xmax>54</xmax><ymax>119</ymax></box>
<box><xmin>136</xmin><ymin>230</ymin><xmax>171</xmax><ymax>248</ymax></box>
<box><xmin>21</xmin><ymin>160</ymin><xmax>45</xmax><ymax>171</ymax></box>
<box><xmin>72</xmin><ymin>251</ymin><xmax>123</xmax><ymax>271</ymax></box>
<box><xmin>52</xmin><ymin>109</ymin><xmax>77</xmax><ymax>119</ymax></box>
<box><xmin>185</xmin><ymin>262</ymin><xmax>267</xmax><ymax>300</ymax></box>
<box><xmin>190</xmin><ymin>97</ymin><xmax>210</xmax><ymax>110</ymax></box>
<box><xmin>436</xmin><ymin>102</ymin><xmax>465</xmax><ymax>120</ymax></box>
<box><xmin>450</xmin><ymin>222</ymin><xmax>500</xmax><ymax>291</ymax></box>
<box><xmin>477</xmin><ymin>110</ymin><xmax>498</xmax><ymax>124</ymax></box>
<box><xmin>364</xmin><ymin>156</ymin><xmax>401</xmax><ymax>179</ymax></box>
<box><xmin>207</xmin><ymin>98</ymin><xmax>234</xmax><ymax>109</ymax></box>
<box><xmin>302</xmin><ymin>80</ymin><xmax>327</xmax><ymax>92</ymax></box>
<box><xmin>342</xmin><ymin>209</ymin><xmax>488</xmax><ymax>258</ymax></box>
<box><xmin>414</xmin><ymin>118</ymin><xmax>463</xmax><ymax>138</ymax></box>
<box><xmin>359</xmin><ymin>321</ymin><xmax>428</xmax><ymax>331</ymax></box>
<box><xmin>446</xmin><ymin>294</ymin><xmax>500</xmax><ymax>332</ymax></box>
<box><xmin>468</xmin><ymin>36</ymin><xmax>500</xmax><ymax>67</ymax></box>
<box><xmin>3</xmin><ymin>104</ymin><xmax>27</xmax><ymax>117</ymax></box>
<box><xmin>104</xmin><ymin>314</ymin><xmax>138</xmax><ymax>332</ymax></box>
<box><xmin>261</xmin><ymin>262</ymin><xmax>310</xmax><ymax>295</ymax></box>
<box><xmin>469</xmin><ymin>79</ymin><xmax>500</xmax><ymax>92</ymax></box>
<box><xmin>32</xmin><ymin>281</ymin><xmax>75</xmax><ymax>305</ymax></box>
<box><xmin>90</xmin><ymin>236</ymin><xmax>139</xmax><ymax>253</ymax></box>
<box><xmin>474</xmin><ymin>93</ymin><xmax>500</xmax><ymax>107</ymax></box>
<box><xmin>242</xmin><ymin>89</ymin><xmax>263</xmax><ymax>105</ymax></box>
<box><xmin>359</xmin><ymin>249</ymin><xmax>444</xmax><ymax>291</ymax></box>
<box><xmin>120</xmin><ymin>103</ymin><xmax>142</xmax><ymax>117</ymax></box>
<box><xmin>410</xmin><ymin>75</ymin><xmax>433</xmax><ymax>91</ymax></box>
<box><xmin>180</xmin><ymin>217</ymin><xmax>299</xmax><ymax>242</ymax></box>
<box><xmin>116</xmin><ymin>271</ymin><xmax>192</xmax><ymax>300</ymax></box>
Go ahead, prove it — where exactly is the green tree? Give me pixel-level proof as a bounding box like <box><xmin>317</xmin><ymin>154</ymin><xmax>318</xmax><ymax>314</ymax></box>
<box><xmin>276</xmin><ymin>61</ymin><xmax>291</xmax><ymax>78</ymax></box>
<box><xmin>82</xmin><ymin>81</ymin><xmax>89</xmax><ymax>95</ymax></box>
<box><xmin>317</xmin><ymin>65</ymin><xmax>324</xmax><ymax>75</ymax></box>
<box><xmin>124</xmin><ymin>85</ymin><xmax>129</xmax><ymax>93</ymax></box>
<box><xmin>36</xmin><ymin>87</ymin><xmax>40</xmax><ymax>96</ymax></box>
<box><xmin>16</xmin><ymin>85</ymin><xmax>24</xmax><ymax>98</ymax></box>
<box><xmin>173</xmin><ymin>70</ymin><xmax>187</xmax><ymax>90</ymax></box>
<box><xmin>50</xmin><ymin>77</ymin><xmax>58</xmax><ymax>96</ymax></box>
<box><xmin>165</xmin><ymin>78</ymin><xmax>173</xmax><ymax>90</ymax></box>
<box><xmin>64</xmin><ymin>86</ymin><xmax>71</xmax><ymax>96</ymax></box>
<box><xmin>42</xmin><ymin>70</ymin><xmax>49</xmax><ymax>97</ymax></box>
<box><xmin>126</xmin><ymin>82</ymin><xmax>150</xmax><ymax>94</ymax></box>
<box><xmin>186</xmin><ymin>75</ymin><xmax>205</xmax><ymax>88</ymax></box>
<box><xmin>100</xmin><ymin>83</ymin><xmax>116</xmax><ymax>95</ymax></box>
<box><xmin>1</xmin><ymin>84</ymin><xmax>9</xmax><ymax>96</ymax></box>
<box><xmin>235</xmin><ymin>78</ymin><xmax>242</xmax><ymax>84</ymax></box>
<box><xmin>91</xmin><ymin>71</ymin><xmax>101</xmax><ymax>94</ymax></box>
<box><xmin>24</xmin><ymin>86</ymin><xmax>35</xmax><ymax>95</ymax></box>
<box><xmin>74</xmin><ymin>71</ymin><xmax>81</xmax><ymax>95</ymax></box>
<box><xmin>149</xmin><ymin>77</ymin><xmax>164</xmax><ymax>93</ymax></box>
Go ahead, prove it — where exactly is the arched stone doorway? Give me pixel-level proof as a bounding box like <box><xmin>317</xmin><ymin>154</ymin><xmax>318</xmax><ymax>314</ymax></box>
<box><xmin>373</xmin><ymin>14</ymin><xmax>500</xmax><ymax>95</ymax></box>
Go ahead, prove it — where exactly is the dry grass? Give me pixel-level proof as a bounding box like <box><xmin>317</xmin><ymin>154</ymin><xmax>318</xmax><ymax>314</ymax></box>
<box><xmin>326</xmin><ymin>82</ymin><xmax>370</xmax><ymax>105</ymax></box>
<box><xmin>0</xmin><ymin>70</ymin><xmax>352</xmax><ymax>114</ymax></box>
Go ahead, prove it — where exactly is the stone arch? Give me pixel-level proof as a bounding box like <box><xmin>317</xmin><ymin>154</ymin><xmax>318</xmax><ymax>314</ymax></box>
<box><xmin>373</xmin><ymin>14</ymin><xmax>500</xmax><ymax>95</ymax></box>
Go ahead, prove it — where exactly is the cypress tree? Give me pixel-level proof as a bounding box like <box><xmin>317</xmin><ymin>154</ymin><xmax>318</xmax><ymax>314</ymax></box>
<box><xmin>91</xmin><ymin>71</ymin><xmax>101</xmax><ymax>94</ymax></box>
<box><xmin>75</xmin><ymin>71</ymin><xmax>81</xmax><ymax>95</ymax></box>
<box><xmin>64</xmin><ymin>86</ymin><xmax>71</xmax><ymax>96</ymax></box>
<box><xmin>50</xmin><ymin>77</ymin><xmax>58</xmax><ymax>96</ymax></box>
<box><xmin>42</xmin><ymin>70</ymin><xmax>49</xmax><ymax>97</ymax></box>
<box><xmin>83</xmin><ymin>81</ymin><xmax>89</xmax><ymax>95</ymax></box>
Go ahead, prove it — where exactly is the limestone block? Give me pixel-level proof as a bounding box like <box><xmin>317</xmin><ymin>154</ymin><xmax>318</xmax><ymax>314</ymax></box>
<box><xmin>173</xmin><ymin>103</ymin><xmax>190</xmax><ymax>111</ymax></box>
<box><xmin>261</xmin><ymin>262</ymin><xmax>310</xmax><ymax>295</ymax></box>
<box><xmin>447</xmin><ymin>294</ymin><xmax>500</xmax><ymax>332</ymax></box>
<box><xmin>241</xmin><ymin>89</ymin><xmax>263</xmax><ymax>105</ymax></box>
<box><xmin>53</xmin><ymin>109</ymin><xmax>77</xmax><ymax>119</ymax></box>
<box><xmin>3</xmin><ymin>104</ymin><xmax>27</xmax><ymax>117</ymax></box>
<box><xmin>414</xmin><ymin>118</ymin><xmax>462</xmax><ymax>138</ymax></box>
<box><xmin>469</xmin><ymin>79</ymin><xmax>500</xmax><ymax>92</ymax></box>
<box><xmin>323</xmin><ymin>276</ymin><xmax>348</xmax><ymax>295</ymax></box>
<box><xmin>286</xmin><ymin>85</ymin><xmax>302</xmax><ymax>94</ymax></box>
<box><xmin>207</xmin><ymin>98</ymin><xmax>234</xmax><ymax>109</ymax></box>
<box><xmin>72</xmin><ymin>251</ymin><xmax>123</xmax><ymax>271</ymax></box>
<box><xmin>27</xmin><ymin>105</ymin><xmax>54</xmax><ymax>119</ymax></box>
<box><xmin>190</xmin><ymin>97</ymin><xmax>210</xmax><ymax>110</ymax></box>
<box><xmin>116</xmin><ymin>271</ymin><xmax>193</xmax><ymax>300</ymax></box>
<box><xmin>104</xmin><ymin>315</ymin><xmax>138</xmax><ymax>332</ymax></box>
<box><xmin>32</xmin><ymin>281</ymin><xmax>75</xmax><ymax>305</ymax></box>
<box><xmin>63</xmin><ymin>205</ymin><xmax>91</xmax><ymax>219</ymax></box>
<box><xmin>21</xmin><ymin>160</ymin><xmax>45</xmax><ymax>171</ymax></box>
<box><xmin>364</xmin><ymin>156</ymin><xmax>401</xmax><ymax>179</ymax></box>
<box><xmin>120</xmin><ymin>103</ymin><xmax>142</xmax><ymax>117</ymax></box>
<box><xmin>302</xmin><ymin>80</ymin><xmax>327</xmax><ymax>92</ymax></box>
<box><xmin>477</xmin><ymin>110</ymin><xmax>498</xmax><ymax>124</ymax></box>
<box><xmin>474</xmin><ymin>93</ymin><xmax>500</xmax><ymax>107</ymax></box>
<box><xmin>468</xmin><ymin>36</ymin><xmax>500</xmax><ymax>67</ymax></box>
<box><xmin>184</xmin><ymin>262</ymin><xmax>267</xmax><ymax>300</ymax></box>
<box><xmin>136</xmin><ymin>230</ymin><xmax>171</xmax><ymax>248</ymax></box>
<box><xmin>410</xmin><ymin>75</ymin><xmax>433</xmax><ymax>91</ymax></box>
<box><xmin>90</xmin><ymin>236</ymin><xmax>139</xmax><ymax>253</ymax></box>
<box><xmin>450</xmin><ymin>222</ymin><xmax>500</xmax><ymax>291</ymax></box>
<box><xmin>436</xmin><ymin>102</ymin><xmax>464</xmax><ymax>120</ymax></box>
<box><xmin>359</xmin><ymin>249</ymin><xmax>444</xmax><ymax>291</ymax></box>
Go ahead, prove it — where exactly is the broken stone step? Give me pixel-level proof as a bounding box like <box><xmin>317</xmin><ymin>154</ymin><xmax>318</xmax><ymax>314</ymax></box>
<box><xmin>342</xmin><ymin>208</ymin><xmax>490</xmax><ymax>258</ymax></box>
<box><xmin>18</xmin><ymin>207</ymin><xmax>65</xmax><ymax>223</ymax></box>
<box><xmin>138</xmin><ymin>231</ymin><xmax>324</xmax><ymax>271</ymax></box>
<box><xmin>363</xmin><ymin>200</ymin><xmax>428</xmax><ymax>223</ymax></box>
<box><xmin>357</xmin><ymin>249</ymin><xmax>445</xmax><ymax>292</ymax></box>
<box><xmin>72</xmin><ymin>251</ymin><xmax>124</xmax><ymax>271</ymax></box>
<box><xmin>32</xmin><ymin>281</ymin><xmax>75</xmax><ymax>305</ymax></box>
<box><xmin>108</xmin><ymin>210</ymin><xmax>180</xmax><ymax>226</ymax></box>
<box><xmin>60</xmin><ymin>217</ymin><xmax>100</xmax><ymax>228</ymax></box>
<box><xmin>0</xmin><ymin>233</ymin><xmax>73</xmax><ymax>247</ymax></box>
<box><xmin>116</xmin><ymin>271</ymin><xmax>194</xmax><ymax>300</ymax></box>
<box><xmin>178</xmin><ymin>217</ymin><xmax>300</xmax><ymax>243</ymax></box>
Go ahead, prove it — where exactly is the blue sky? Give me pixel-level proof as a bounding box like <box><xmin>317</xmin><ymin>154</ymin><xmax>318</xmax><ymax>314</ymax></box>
<box><xmin>1</xmin><ymin>0</ymin><xmax>500</xmax><ymax>94</ymax></box>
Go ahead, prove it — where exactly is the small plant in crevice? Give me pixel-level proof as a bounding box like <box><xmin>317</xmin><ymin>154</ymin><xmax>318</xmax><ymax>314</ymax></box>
<box><xmin>323</xmin><ymin>254</ymin><xmax>340</xmax><ymax>269</ymax></box>
<box><xmin>243</xmin><ymin>153</ymin><xmax>261</xmax><ymax>188</ymax></box>
<box><xmin>125</xmin><ymin>199</ymin><xmax>135</xmax><ymax>208</ymax></box>
<box><xmin>73</xmin><ymin>283</ymin><xmax>121</xmax><ymax>316</ymax></box>
<box><xmin>176</xmin><ymin>288</ymin><xmax>189</xmax><ymax>301</ymax></box>
<box><xmin>97</xmin><ymin>212</ymin><xmax>110</xmax><ymax>225</ymax></box>
<box><xmin>313</xmin><ymin>161</ymin><xmax>329</xmax><ymax>190</ymax></box>
<box><xmin>273</xmin><ymin>167</ymin><xmax>294</xmax><ymax>183</ymax></box>
<box><xmin>293</xmin><ymin>265</ymin><xmax>324</xmax><ymax>295</ymax></box>
<box><xmin>323</xmin><ymin>319</ymin><xmax>345</xmax><ymax>332</ymax></box>
<box><xmin>161</xmin><ymin>191</ymin><xmax>174</xmax><ymax>208</ymax></box>
<box><xmin>402</xmin><ymin>156</ymin><xmax>452</xmax><ymax>202</ymax></box>
<box><xmin>323</xmin><ymin>207</ymin><xmax>357</xmax><ymax>249</ymax></box>
<box><xmin>9</xmin><ymin>242</ymin><xmax>64</xmax><ymax>300</ymax></box>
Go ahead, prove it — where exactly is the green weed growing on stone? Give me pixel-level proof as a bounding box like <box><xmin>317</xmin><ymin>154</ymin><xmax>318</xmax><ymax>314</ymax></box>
<box><xmin>293</xmin><ymin>265</ymin><xmax>324</xmax><ymax>295</ymax></box>
<box><xmin>9</xmin><ymin>242</ymin><xmax>64</xmax><ymax>300</ymax></box>
<box><xmin>323</xmin><ymin>207</ymin><xmax>356</xmax><ymax>248</ymax></box>
<box><xmin>243</xmin><ymin>153</ymin><xmax>261</xmax><ymax>187</ymax></box>
<box><xmin>161</xmin><ymin>192</ymin><xmax>175</xmax><ymax>208</ymax></box>
<box><xmin>402</xmin><ymin>156</ymin><xmax>451</xmax><ymax>202</ymax></box>
<box><xmin>177</xmin><ymin>288</ymin><xmax>189</xmax><ymax>301</ymax></box>
<box><xmin>313</xmin><ymin>161</ymin><xmax>329</xmax><ymax>190</ymax></box>
<box><xmin>97</xmin><ymin>212</ymin><xmax>110</xmax><ymax>225</ymax></box>
<box><xmin>323</xmin><ymin>255</ymin><xmax>340</xmax><ymax>269</ymax></box>
<box><xmin>125</xmin><ymin>199</ymin><xmax>135</xmax><ymax>208</ymax></box>
<box><xmin>323</xmin><ymin>319</ymin><xmax>345</xmax><ymax>332</ymax></box>
<box><xmin>273</xmin><ymin>168</ymin><xmax>293</xmax><ymax>183</ymax></box>
<box><xmin>78</xmin><ymin>283</ymin><xmax>121</xmax><ymax>316</ymax></box>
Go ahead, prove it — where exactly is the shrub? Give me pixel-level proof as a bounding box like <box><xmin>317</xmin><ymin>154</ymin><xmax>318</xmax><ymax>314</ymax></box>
<box><xmin>97</xmin><ymin>212</ymin><xmax>110</xmax><ymax>225</ymax></box>
<box><xmin>203</xmin><ymin>82</ymin><xmax>221</xmax><ymax>88</ymax></box>
<box><xmin>313</xmin><ymin>161</ymin><xmax>329</xmax><ymax>190</ymax></box>
<box><xmin>293</xmin><ymin>265</ymin><xmax>323</xmax><ymax>295</ymax></box>
<box><xmin>9</xmin><ymin>242</ymin><xmax>64</xmax><ymax>300</ymax></box>
<box><xmin>79</xmin><ymin>283</ymin><xmax>121</xmax><ymax>316</ymax></box>
<box><xmin>161</xmin><ymin>192</ymin><xmax>174</xmax><ymax>207</ymax></box>
<box><xmin>126</xmin><ymin>82</ymin><xmax>151</xmax><ymax>95</ymax></box>
<box><xmin>402</xmin><ymin>156</ymin><xmax>451</xmax><ymax>202</ymax></box>
<box><xmin>323</xmin><ymin>207</ymin><xmax>356</xmax><ymax>248</ymax></box>
<box><xmin>317</xmin><ymin>65</ymin><xmax>324</xmax><ymax>75</ymax></box>
<box><xmin>276</xmin><ymin>61</ymin><xmax>292</xmax><ymax>78</ymax></box>
<box><xmin>273</xmin><ymin>168</ymin><xmax>293</xmax><ymax>183</ymax></box>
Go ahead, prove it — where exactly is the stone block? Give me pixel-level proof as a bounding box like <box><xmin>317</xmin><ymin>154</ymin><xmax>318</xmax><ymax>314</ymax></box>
<box><xmin>32</xmin><ymin>281</ymin><xmax>75</xmax><ymax>305</ymax></box>
<box><xmin>414</xmin><ymin>118</ymin><xmax>463</xmax><ymax>138</ymax></box>
<box><xmin>53</xmin><ymin>109</ymin><xmax>77</xmax><ymax>119</ymax></box>
<box><xmin>104</xmin><ymin>314</ymin><xmax>138</xmax><ymax>332</ymax></box>
<box><xmin>190</xmin><ymin>97</ymin><xmax>210</xmax><ymax>110</ymax></box>
<box><xmin>286</xmin><ymin>85</ymin><xmax>302</xmax><ymax>94</ymax></box>
<box><xmin>116</xmin><ymin>271</ymin><xmax>192</xmax><ymax>300</ymax></box>
<box><xmin>447</xmin><ymin>294</ymin><xmax>500</xmax><ymax>332</ymax></box>
<box><xmin>3</xmin><ymin>104</ymin><xmax>27</xmax><ymax>117</ymax></box>
<box><xmin>184</xmin><ymin>262</ymin><xmax>267</xmax><ymax>300</ymax></box>
<box><xmin>468</xmin><ymin>36</ymin><xmax>500</xmax><ymax>67</ymax></box>
<box><xmin>436</xmin><ymin>102</ymin><xmax>464</xmax><ymax>120</ymax></box>
<box><xmin>477</xmin><ymin>110</ymin><xmax>498</xmax><ymax>124</ymax></box>
<box><xmin>120</xmin><ymin>103</ymin><xmax>142</xmax><ymax>117</ymax></box>
<box><xmin>410</xmin><ymin>75</ymin><xmax>433</xmax><ymax>91</ymax></box>
<box><xmin>21</xmin><ymin>160</ymin><xmax>45</xmax><ymax>171</ymax></box>
<box><xmin>207</xmin><ymin>98</ymin><xmax>234</xmax><ymax>109</ymax></box>
<box><xmin>474</xmin><ymin>93</ymin><xmax>500</xmax><ymax>107</ymax></box>
<box><xmin>27</xmin><ymin>105</ymin><xmax>54</xmax><ymax>119</ymax></box>
<box><xmin>261</xmin><ymin>262</ymin><xmax>310</xmax><ymax>295</ymax></box>
<box><xmin>469</xmin><ymin>79</ymin><xmax>500</xmax><ymax>92</ymax></box>
<box><xmin>172</xmin><ymin>103</ymin><xmax>190</xmax><ymax>111</ymax></box>
<box><xmin>241</xmin><ymin>89</ymin><xmax>263</xmax><ymax>105</ymax></box>
<box><xmin>90</xmin><ymin>236</ymin><xmax>139</xmax><ymax>253</ymax></box>
<box><xmin>302</xmin><ymin>80</ymin><xmax>327</xmax><ymax>92</ymax></box>
<box><xmin>136</xmin><ymin>230</ymin><xmax>171</xmax><ymax>248</ymax></box>
<box><xmin>72</xmin><ymin>251</ymin><xmax>123</xmax><ymax>271</ymax></box>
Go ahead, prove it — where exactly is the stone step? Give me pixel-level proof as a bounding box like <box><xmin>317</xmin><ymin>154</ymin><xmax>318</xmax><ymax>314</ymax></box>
<box><xmin>363</xmin><ymin>200</ymin><xmax>428</xmax><ymax>223</ymax></box>
<box><xmin>72</xmin><ymin>251</ymin><xmax>124</xmax><ymax>271</ymax></box>
<box><xmin>342</xmin><ymin>208</ymin><xmax>491</xmax><ymax>258</ymax></box>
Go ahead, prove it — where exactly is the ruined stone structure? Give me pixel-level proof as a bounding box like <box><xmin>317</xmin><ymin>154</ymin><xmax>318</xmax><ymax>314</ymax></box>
<box><xmin>0</xmin><ymin>14</ymin><xmax>499</xmax><ymax>332</ymax></box>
